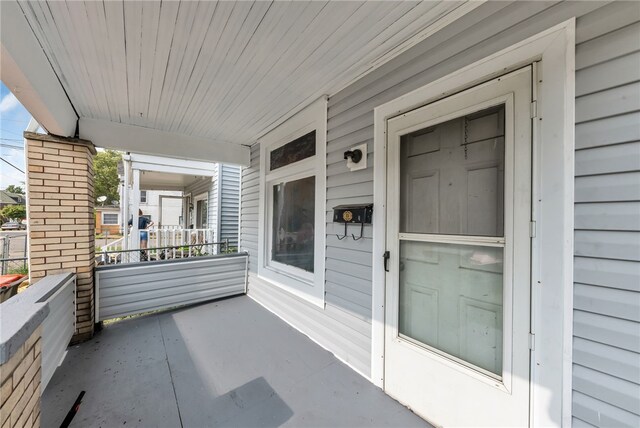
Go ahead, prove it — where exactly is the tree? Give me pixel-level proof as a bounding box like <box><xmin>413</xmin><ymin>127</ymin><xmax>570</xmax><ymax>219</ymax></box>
<box><xmin>94</xmin><ymin>150</ymin><xmax>122</xmax><ymax>206</ymax></box>
<box><xmin>4</xmin><ymin>185</ymin><xmax>24</xmax><ymax>194</ymax></box>
<box><xmin>1</xmin><ymin>205</ymin><xmax>26</xmax><ymax>221</ymax></box>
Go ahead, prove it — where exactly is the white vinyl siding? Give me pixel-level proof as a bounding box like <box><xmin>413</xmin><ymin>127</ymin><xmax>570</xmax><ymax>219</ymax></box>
<box><xmin>219</xmin><ymin>164</ymin><xmax>241</xmax><ymax>248</ymax></box>
<box><xmin>183</xmin><ymin>166</ymin><xmax>240</xmax><ymax>249</ymax></box>
<box><xmin>573</xmin><ymin>3</ymin><xmax>640</xmax><ymax>426</ymax></box>
<box><xmin>239</xmin><ymin>1</ymin><xmax>640</xmax><ymax>414</ymax></box>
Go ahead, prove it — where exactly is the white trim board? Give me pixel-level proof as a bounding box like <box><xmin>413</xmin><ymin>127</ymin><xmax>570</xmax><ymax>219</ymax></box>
<box><xmin>372</xmin><ymin>19</ymin><xmax>575</xmax><ymax>427</ymax></box>
<box><xmin>0</xmin><ymin>1</ymin><xmax>77</xmax><ymax>136</ymax></box>
<box><xmin>79</xmin><ymin>117</ymin><xmax>250</xmax><ymax>166</ymax></box>
<box><xmin>257</xmin><ymin>96</ymin><xmax>327</xmax><ymax>309</ymax></box>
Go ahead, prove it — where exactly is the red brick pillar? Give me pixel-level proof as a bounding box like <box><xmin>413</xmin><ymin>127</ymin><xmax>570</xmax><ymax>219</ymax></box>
<box><xmin>24</xmin><ymin>132</ymin><xmax>96</xmax><ymax>342</ymax></box>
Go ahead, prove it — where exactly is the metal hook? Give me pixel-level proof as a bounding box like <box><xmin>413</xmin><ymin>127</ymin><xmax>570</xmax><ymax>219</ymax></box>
<box><xmin>336</xmin><ymin>222</ymin><xmax>348</xmax><ymax>240</ymax></box>
<box><xmin>352</xmin><ymin>222</ymin><xmax>364</xmax><ymax>241</ymax></box>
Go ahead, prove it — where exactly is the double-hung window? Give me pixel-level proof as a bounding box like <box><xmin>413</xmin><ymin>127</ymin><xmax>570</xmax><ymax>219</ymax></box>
<box><xmin>258</xmin><ymin>98</ymin><xmax>327</xmax><ymax>307</ymax></box>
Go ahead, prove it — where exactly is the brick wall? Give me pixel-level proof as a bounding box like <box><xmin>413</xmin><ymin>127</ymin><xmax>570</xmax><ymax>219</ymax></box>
<box><xmin>0</xmin><ymin>326</ymin><xmax>42</xmax><ymax>428</ymax></box>
<box><xmin>24</xmin><ymin>132</ymin><xmax>96</xmax><ymax>341</ymax></box>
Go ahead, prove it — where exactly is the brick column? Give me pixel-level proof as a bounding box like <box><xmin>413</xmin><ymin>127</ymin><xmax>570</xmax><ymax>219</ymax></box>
<box><xmin>24</xmin><ymin>132</ymin><xmax>96</xmax><ymax>342</ymax></box>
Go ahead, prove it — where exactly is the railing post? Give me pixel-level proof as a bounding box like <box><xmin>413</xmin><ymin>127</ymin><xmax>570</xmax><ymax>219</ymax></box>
<box><xmin>1</xmin><ymin>238</ymin><xmax>9</xmax><ymax>275</ymax></box>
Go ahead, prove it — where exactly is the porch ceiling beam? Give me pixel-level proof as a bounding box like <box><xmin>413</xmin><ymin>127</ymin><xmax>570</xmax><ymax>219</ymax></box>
<box><xmin>0</xmin><ymin>1</ymin><xmax>78</xmax><ymax>137</ymax></box>
<box><xmin>79</xmin><ymin>117</ymin><xmax>250</xmax><ymax>167</ymax></box>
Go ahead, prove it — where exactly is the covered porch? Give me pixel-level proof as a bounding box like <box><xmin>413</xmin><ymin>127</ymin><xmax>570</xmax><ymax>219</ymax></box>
<box><xmin>42</xmin><ymin>295</ymin><xmax>425</xmax><ymax>428</ymax></box>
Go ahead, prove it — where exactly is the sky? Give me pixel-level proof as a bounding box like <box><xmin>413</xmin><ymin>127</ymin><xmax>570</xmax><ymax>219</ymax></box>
<box><xmin>0</xmin><ymin>81</ymin><xmax>32</xmax><ymax>190</ymax></box>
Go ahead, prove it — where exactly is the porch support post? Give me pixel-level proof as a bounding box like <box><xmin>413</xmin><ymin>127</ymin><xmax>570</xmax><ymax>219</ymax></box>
<box><xmin>24</xmin><ymin>131</ymin><xmax>96</xmax><ymax>342</ymax></box>
<box><xmin>122</xmin><ymin>156</ymin><xmax>130</xmax><ymax>251</ymax></box>
<box><xmin>131</xmin><ymin>169</ymin><xmax>140</xmax><ymax>255</ymax></box>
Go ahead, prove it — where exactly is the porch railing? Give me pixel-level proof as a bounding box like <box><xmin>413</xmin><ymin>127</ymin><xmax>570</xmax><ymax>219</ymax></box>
<box><xmin>147</xmin><ymin>228</ymin><xmax>216</xmax><ymax>251</ymax></box>
<box><xmin>98</xmin><ymin>239</ymin><xmax>231</xmax><ymax>265</ymax></box>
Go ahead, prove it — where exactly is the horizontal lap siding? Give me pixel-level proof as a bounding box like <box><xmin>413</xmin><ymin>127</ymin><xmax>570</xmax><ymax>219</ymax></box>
<box><xmin>96</xmin><ymin>256</ymin><xmax>247</xmax><ymax>320</ymax></box>
<box><xmin>240</xmin><ymin>141</ymin><xmax>372</xmax><ymax>375</ymax></box>
<box><xmin>220</xmin><ymin>165</ymin><xmax>241</xmax><ymax>248</ymax></box>
<box><xmin>573</xmin><ymin>3</ymin><xmax>640</xmax><ymax>427</ymax></box>
<box><xmin>240</xmin><ymin>145</ymin><xmax>260</xmax><ymax>271</ymax></box>
<box><xmin>241</xmin><ymin>1</ymin><xmax>639</xmax><ymax>390</ymax></box>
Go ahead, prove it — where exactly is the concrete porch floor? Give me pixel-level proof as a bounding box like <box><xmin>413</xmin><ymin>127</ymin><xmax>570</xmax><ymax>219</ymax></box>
<box><xmin>42</xmin><ymin>295</ymin><xmax>428</xmax><ymax>427</ymax></box>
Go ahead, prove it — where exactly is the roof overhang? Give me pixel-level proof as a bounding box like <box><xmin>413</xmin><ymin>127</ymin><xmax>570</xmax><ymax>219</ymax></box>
<box><xmin>0</xmin><ymin>1</ymin><xmax>77</xmax><ymax>136</ymax></box>
<box><xmin>82</xmin><ymin>118</ymin><xmax>250</xmax><ymax>166</ymax></box>
<box><xmin>3</xmin><ymin>1</ymin><xmax>483</xmax><ymax>159</ymax></box>
<box><xmin>126</xmin><ymin>153</ymin><xmax>216</xmax><ymax>191</ymax></box>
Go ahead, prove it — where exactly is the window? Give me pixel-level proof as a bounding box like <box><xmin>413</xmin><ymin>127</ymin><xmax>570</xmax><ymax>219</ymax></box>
<box><xmin>140</xmin><ymin>190</ymin><xmax>147</xmax><ymax>204</ymax></box>
<box><xmin>102</xmin><ymin>213</ymin><xmax>119</xmax><ymax>225</ymax></box>
<box><xmin>258</xmin><ymin>97</ymin><xmax>327</xmax><ymax>307</ymax></box>
<box><xmin>272</xmin><ymin>176</ymin><xmax>315</xmax><ymax>272</ymax></box>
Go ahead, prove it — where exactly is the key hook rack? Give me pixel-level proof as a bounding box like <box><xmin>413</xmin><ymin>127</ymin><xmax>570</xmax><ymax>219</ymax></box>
<box><xmin>333</xmin><ymin>204</ymin><xmax>373</xmax><ymax>241</ymax></box>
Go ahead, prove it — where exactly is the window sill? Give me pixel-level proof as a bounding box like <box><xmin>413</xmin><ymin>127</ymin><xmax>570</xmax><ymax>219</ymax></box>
<box><xmin>257</xmin><ymin>268</ymin><xmax>324</xmax><ymax>309</ymax></box>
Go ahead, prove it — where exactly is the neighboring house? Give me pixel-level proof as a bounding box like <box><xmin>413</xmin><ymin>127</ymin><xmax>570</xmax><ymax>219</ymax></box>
<box><xmin>0</xmin><ymin>191</ymin><xmax>25</xmax><ymax>209</ymax></box>
<box><xmin>95</xmin><ymin>205</ymin><xmax>120</xmax><ymax>235</ymax></box>
<box><xmin>129</xmin><ymin>190</ymin><xmax>183</xmax><ymax>228</ymax></box>
<box><xmin>120</xmin><ymin>154</ymin><xmax>241</xmax><ymax>247</ymax></box>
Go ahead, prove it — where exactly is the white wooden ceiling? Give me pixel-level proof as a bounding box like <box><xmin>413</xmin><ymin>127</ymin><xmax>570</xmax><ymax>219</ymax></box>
<box><xmin>18</xmin><ymin>1</ymin><xmax>467</xmax><ymax>147</ymax></box>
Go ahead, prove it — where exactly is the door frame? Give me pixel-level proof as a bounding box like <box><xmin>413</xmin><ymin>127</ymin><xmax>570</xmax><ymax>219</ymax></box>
<box><xmin>372</xmin><ymin>19</ymin><xmax>575</xmax><ymax>427</ymax></box>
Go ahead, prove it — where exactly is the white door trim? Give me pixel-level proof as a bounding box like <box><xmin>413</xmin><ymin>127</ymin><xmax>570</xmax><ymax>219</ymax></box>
<box><xmin>372</xmin><ymin>19</ymin><xmax>575</xmax><ymax>427</ymax></box>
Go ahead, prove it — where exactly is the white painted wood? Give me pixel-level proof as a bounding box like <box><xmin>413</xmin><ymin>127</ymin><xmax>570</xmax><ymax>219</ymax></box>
<box><xmin>0</xmin><ymin>0</ymin><xmax>77</xmax><ymax>136</ymax></box>
<box><xmin>79</xmin><ymin>118</ymin><xmax>250</xmax><ymax>166</ymax></box>
<box><xmin>129</xmin><ymin>153</ymin><xmax>217</xmax><ymax>177</ymax></box>
<box><xmin>256</xmin><ymin>97</ymin><xmax>327</xmax><ymax>308</ymax></box>
<box><xmin>15</xmin><ymin>1</ymin><xmax>474</xmax><ymax>150</ymax></box>
<box><xmin>372</xmin><ymin>20</ymin><xmax>576</xmax><ymax>427</ymax></box>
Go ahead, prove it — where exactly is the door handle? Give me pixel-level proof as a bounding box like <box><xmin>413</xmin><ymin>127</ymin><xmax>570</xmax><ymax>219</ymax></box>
<box><xmin>383</xmin><ymin>251</ymin><xmax>390</xmax><ymax>272</ymax></box>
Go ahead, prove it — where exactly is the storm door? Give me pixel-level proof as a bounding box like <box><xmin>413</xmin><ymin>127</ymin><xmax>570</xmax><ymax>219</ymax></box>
<box><xmin>384</xmin><ymin>67</ymin><xmax>533</xmax><ymax>427</ymax></box>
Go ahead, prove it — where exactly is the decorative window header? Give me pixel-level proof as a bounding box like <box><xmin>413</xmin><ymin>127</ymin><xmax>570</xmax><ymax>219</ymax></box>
<box><xmin>269</xmin><ymin>130</ymin><xmax>316</xmax><ymax>171</ymax></box>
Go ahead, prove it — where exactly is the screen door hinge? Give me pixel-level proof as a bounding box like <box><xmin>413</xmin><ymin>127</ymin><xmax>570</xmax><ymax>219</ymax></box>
<box><xmin>528</xmin><ymin>333</ymin><xmax>536</xmax><ymax>351</ymax></box>
<box><xmin>529</xmin><ymin>221</ymin><xmax>537</xmax><ymax>238</ymax></box>
<box><xmin>530</xmin><ymin>100</ymin><xmax>538</xmax><ymax>119</ymax></box>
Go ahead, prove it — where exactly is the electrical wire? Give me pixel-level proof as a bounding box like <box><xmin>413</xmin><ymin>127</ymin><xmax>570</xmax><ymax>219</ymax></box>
<box><xmin>0</xmin><ymin>157</ymin><xmax>25</xmax><ymax>174</ymax></box>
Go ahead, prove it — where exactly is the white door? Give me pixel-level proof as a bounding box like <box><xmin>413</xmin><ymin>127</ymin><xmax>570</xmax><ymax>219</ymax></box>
<box><xmin>384</xmin><ymin>67</ymin><xmax>533</xmax><ymax>427</ymax></box>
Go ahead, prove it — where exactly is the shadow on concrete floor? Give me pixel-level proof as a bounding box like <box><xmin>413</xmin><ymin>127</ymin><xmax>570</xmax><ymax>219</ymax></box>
<box><xmin>42</xmin><ymin>295</ymin><xmax>428</xmax><ymax>428</ymax></box>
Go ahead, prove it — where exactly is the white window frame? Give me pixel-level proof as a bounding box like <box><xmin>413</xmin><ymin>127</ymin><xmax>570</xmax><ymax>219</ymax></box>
<box><xmin>101</xmin><ymin>212</ymin><xmax>119</xmax><ymax>225</ymax></box>
<box><xmin>371</xmin><ymin>20</ymin><xmax>575</xmax><ymax>427</ymax></box>
<box><xmin>258</xmin><ymin>97</ymin><xmax>327</xmax><ymax>308</ymax></box>
<box><xmin>140</xmin><ymin>190</ymin><xmax>147</xmax><ymax>204</ymax></box>
<box><xmin>193</xmin><ymin>192</ymin><xmax>208</xmax><ymax>229</ymax></box>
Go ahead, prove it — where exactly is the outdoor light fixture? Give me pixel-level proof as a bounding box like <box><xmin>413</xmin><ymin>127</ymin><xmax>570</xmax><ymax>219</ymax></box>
<box><xmin>344</xmin><ymin>143</ymin><xmax>367</xmax><ymax>172</ymax></box>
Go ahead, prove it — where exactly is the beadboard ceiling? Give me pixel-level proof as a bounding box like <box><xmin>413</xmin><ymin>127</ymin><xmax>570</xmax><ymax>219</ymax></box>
<box><xmin>18</xmin><ymin>1</ymin><xmax>469</xmax><ymax>147</ymax></box>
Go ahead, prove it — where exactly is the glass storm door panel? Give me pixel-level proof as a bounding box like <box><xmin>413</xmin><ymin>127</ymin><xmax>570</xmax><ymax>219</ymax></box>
<box><xmin>384</xmin><ymin>67</ymin><xmax>533</xmax><ymax>427</ymax></box>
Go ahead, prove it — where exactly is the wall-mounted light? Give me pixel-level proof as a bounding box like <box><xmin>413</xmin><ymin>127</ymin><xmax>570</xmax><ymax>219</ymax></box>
<box><xmin>344</xmin><ymin>143</ymin><xmax>367</xmax><ymax>171</ymax></box>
